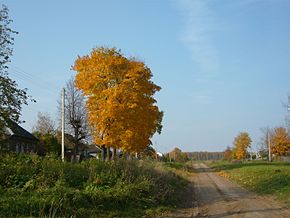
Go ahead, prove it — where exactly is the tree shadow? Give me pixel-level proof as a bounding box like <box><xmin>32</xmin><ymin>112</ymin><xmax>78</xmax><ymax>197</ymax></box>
<box><xmin>210</xmin><ymin>161</ymin><xmax>290</xmax><ymax>171</ymax></box>
<box><xmin>210</xmin><ymin>207</ymin><xmax>289</xmax><ymax>218</ymax></box>
<box><xmin>208</xmin><ymin>161</ymin><xmax>290</xmax><ymax>196</ymax></box>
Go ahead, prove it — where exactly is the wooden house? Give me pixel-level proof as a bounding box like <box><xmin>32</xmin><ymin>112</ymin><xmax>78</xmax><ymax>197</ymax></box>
<box><xmin>0</xmin><ymin>121</ymin><xmax>38</xmax><ymax>153</ymax></box>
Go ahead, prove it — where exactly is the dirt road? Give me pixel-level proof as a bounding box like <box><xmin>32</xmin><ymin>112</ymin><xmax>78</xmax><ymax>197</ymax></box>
<box><xmin>192</xmin><ymin>163</ymin><xmax>290</xmax><ymax>218</ymax></box>
<box><xmin>159</xmin><ymin>163</ymin><xmax>290</xmax><ymax>218</ymax></box>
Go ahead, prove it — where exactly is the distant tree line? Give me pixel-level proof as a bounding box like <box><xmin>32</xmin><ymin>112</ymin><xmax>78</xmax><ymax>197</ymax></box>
<box><xmin>187</xmin><ymin>151</ymin><xmax>224</xmax><ymax>161</ymax></box>
<box><xmin>163</xmin><ymin>147</ymin><xmax>224</xmax><ymax>162</ymax></box>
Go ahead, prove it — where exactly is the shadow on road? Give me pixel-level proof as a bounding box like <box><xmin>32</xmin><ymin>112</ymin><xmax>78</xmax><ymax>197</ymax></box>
<box><xmin>210</xmin><ymin>207</ymin><xmax>289</xmax><ymax>218</ymax></box>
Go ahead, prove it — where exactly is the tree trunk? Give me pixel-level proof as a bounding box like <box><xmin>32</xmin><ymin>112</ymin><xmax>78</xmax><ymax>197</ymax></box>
<box><xmin>106</xmin><ymin>147</ymin><xmax>110</xmax><ymax>161</ymax></box>
<box><xmin>74</xmin><ymin>128</ymin><xmax>79</xmax><ymax>154</ymax></box>
<box><xmin>72</xmin><ymin>128</ymin><xmax>79</xmax><ymax>162</ymax></box>
<box><xmin>112</xmin><ymin>147</ymin><xmax>117</xmax><ymax>160</ymax></box>
<box><xmin>101</xmin><ymin>146</ymin><xmax>106</xmax><ymax>161</ymax></box>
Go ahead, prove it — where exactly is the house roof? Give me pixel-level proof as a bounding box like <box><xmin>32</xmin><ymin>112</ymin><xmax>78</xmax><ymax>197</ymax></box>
<box><xmin>86</xmin><ymin>144</ymin><xmax>102</xmax><ymax>152</ymax></box>
<box><xmin>6</xmin><ymin>120</ymin><xmax>38</xmax><ymax>141</ymax></box>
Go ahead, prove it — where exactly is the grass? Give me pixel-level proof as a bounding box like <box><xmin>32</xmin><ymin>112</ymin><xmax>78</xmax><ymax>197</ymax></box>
<box><xmin>163</xmin><ymin>161</ymin><xmax>195</xmax><ymax>178</ymax></box>
<box><xmin>208</xmin><ymin>160</ymin><xmax>290</xmax><ymax>205</ymax></box>
<box><xmin>0</xmin><ymin>154</ymin><xmax>190</xmax><ymax>217</ymax></box>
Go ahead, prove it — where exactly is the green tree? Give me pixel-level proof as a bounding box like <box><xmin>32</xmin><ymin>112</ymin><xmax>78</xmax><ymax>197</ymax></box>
<box><xmin>140</xmin><ymin>145</ymin><xmax>157</xmax><ymax>159</ymax></box>
<box><xmin>0</xmin><ymin>5</ymin><xmax>33</xmax><ymax>134</ymax></box>
<box><xmin>33</xmin><ymin>131</ymin><xmax>60</xmax><ymax>155</ymax></box>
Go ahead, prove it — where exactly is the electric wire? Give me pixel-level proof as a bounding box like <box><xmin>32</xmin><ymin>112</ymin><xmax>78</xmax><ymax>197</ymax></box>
<box><xmin>9</xmin><ymin>64</ymin><xmax>59</xmax><ymax>90</ymax></box>
<box><xmin>7</xmin><ymin>64</ymin><xmax>60</xmax><ymax>95</ymax></box>
<box><xmin>4</xmin><ymin>64</ymin><xmax>65</xmax><ymax>113</ymax></box>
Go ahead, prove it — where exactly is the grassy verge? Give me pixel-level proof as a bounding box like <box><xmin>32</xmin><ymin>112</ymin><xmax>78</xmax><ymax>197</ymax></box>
<box><xmin>162</xmin><ymin>162</ymin><xmax>195</xmax><ymax>179</ymax></box>
<box><xmin>207</xmin><ymin>160</ymin><xmax>290</xmax><ymax>205</ymax></box>
<box><xmin>0</xmin><ymin>154</ymin><xmax>189</xmax><ymax>217</ymax></box>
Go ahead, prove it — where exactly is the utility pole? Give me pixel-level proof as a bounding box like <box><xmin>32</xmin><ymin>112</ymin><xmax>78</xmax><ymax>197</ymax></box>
<box><xmin>61</xmin><ymin>88</ymin><xmax>65</xmax><ymax>162</ymax></box>
<box><xmin>268</xmin><ymin>131</ymin><xmax>271</xmax><ymax>162</ymax></box>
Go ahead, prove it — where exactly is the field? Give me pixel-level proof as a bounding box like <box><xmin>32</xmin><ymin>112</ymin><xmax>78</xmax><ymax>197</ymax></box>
<box><xmin>0</xmin><ymin>154</ymin><xmax>190</xmax><ymax>217</ymax></box>
<box><xmin>208</xmin><ymin>160</ymin><xmax>290</xmax><ymax>205</ymax></box>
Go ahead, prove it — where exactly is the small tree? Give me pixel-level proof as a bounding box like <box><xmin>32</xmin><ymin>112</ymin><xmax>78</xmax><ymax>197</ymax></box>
<box><xmin>233</xmin><ymin>132</ymin><xmax>252</xmax><ymax>160</ymax></box>
<box><xmin>33</xmin><ymin>112</ymin><xmax>55</xmax><ymax>134</ymax></box>
<box><xmin>32</xmin><ymin>112</ymin><xmax>59</xmax><ymax>154</ymax></box>
<box><xmin>223</xmin><ymin>146</ymin><xmax>232</xmax><ymax>161</ymax></box>
<box><xmin>258</xmin><ymin>127</ymin><xmax>274</xmax><ymax>159</ymax></box>
<box><xmin>271</xmin><ymin>127</ymin><xmax>290</xmax><ymax>156</ymax></box>
<box><xmin>168</xmin><ymin>147</ymin><xmax>188</xmax><ymax>162</ymax></box>
<box><xmin>33</xmin><ymin>131</ymin><xmax>60</xmax><ymax>155</ymax></box>
<box><xmin>58</xmin><ymin>77</ymin><xmax>90</xmax><ymax>157</ymax></box>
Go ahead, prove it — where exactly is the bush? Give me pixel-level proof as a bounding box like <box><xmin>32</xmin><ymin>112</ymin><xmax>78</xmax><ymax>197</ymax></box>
<box><xmin>0</xmin><ymin>153</ymin><xmax>187</xmax><ymax>217</ymax></box>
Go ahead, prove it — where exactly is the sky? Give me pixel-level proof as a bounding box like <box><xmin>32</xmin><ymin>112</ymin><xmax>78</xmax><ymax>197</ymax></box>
<box><xmin>2</xmin><ymin>0</ymin><xmax>290</xmax><ymax>153</ymax></box>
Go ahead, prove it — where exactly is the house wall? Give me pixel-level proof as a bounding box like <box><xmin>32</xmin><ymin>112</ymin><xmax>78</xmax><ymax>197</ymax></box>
<box><xmin>1</xmin><ymin>137</ymin><xmax>37</xmax><ymax>154</ymax></box>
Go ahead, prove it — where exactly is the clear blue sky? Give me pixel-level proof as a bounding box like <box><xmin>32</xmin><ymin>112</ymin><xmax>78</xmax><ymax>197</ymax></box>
<box><xmin>3</xmin><ymin>0</ymin><xmax>290</xmax><ymax>153</ymax></box>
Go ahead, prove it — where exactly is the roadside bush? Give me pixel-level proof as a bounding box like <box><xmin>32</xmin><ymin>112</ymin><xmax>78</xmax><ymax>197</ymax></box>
<box><xmin>0</xmin><ymin>153</ymin><xmax>187</xmax><ymax>217</ymax></box>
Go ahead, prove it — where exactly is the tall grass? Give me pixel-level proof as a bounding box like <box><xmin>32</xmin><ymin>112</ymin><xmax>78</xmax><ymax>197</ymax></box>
<box><xmin>0</xmin><ymin>154</ymin><xmax>188</xmax><ymax>217</ymax></box>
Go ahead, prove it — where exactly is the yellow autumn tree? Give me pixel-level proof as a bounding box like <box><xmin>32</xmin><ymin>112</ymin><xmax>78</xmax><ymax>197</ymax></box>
<box><xmin>73</xmin><ymin>47</ymin><xmax>162</xmax><ymax>154</ymax></box>
<box><xmin>271</xmin><ymin>127</ymin><xmax>290</xmax><ymax>156</ymax></box>
<box><xmin>233</xmin><ymin>132</ymin><xmax>252</xmax><ymax>160</ymax></box>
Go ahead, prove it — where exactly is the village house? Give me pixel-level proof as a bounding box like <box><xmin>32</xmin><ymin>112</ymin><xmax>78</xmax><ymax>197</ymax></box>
<box><xmin>0</xmin><ymin>121</ymin><xmax>38</xmax><ymax>153</ymax></box>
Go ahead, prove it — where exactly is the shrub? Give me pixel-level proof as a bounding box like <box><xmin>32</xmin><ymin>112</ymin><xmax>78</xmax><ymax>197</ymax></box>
<box><xmin>0</xmin><ymin>154</ymin><xmax>187</xmax><ymax>217</ymax></box>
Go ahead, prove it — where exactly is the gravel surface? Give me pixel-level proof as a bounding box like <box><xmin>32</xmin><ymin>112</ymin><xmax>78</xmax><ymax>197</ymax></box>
<box><xmin>192</xmin><ymin>163</ymin><xmax>290</xmax><ymax>218</ymax></box>
<box><xmin>158</xmin><ymin>162</ymin><xmax>290</xmax><ymax>218</ymax></box>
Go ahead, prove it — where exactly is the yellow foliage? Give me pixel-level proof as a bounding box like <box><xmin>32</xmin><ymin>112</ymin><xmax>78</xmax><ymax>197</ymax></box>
<box><xmin>217</xmin><ymin>171</ymin><xmax>230</xmax><ymax>179</ymax></box>
<box><xmin>233</xmin><ymin>132</ymin><xmax>252</xmax><ymax>160</ymax></box>
<box><xmin>73</xmin><ymin>47</ymin><xmax>162</xmax><ymax>153</ymax></box>
<box><xmin>271</xmin><ymin>127</ymin><xmax>290</xmax><ymax>156</ymax></box>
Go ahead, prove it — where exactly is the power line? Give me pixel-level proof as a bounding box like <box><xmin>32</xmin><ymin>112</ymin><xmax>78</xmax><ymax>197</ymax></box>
<box><xmin>9</xmin><ymin>72</ymin><xmax>56</xmax><ymax>95</ymax></box>
<box><xmin>7</xmin><ymin>64</ymin><xmax>59</xmax><ymax>95</ymax></box>
<box><xmin>9</xmin><ymin>64</ymin><xmax>59</xmax><ymax>89</ymax></box>
<box><xmin>5</xmin><ymin>64</ymin><xmax>65</xmax><ymax>114</ymax></box>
